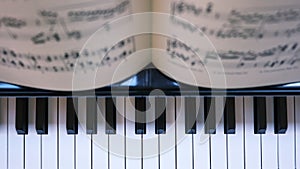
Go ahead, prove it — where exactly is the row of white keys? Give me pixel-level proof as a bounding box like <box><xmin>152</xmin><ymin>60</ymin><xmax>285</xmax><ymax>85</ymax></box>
<box><xmin>93</xmin><ymin>97</ymin><xmax>108</xmax><ymax>169</ymax></box>
<box><xmin>160</xmin><ymin>97</ymin><xmax>176</xmax><ymax>169</ymax></box>
<box><xmin>58</xmin><ymin>97</ymin><xmax>75</xmax><ymax>169</ymax></box>
<box><xmin>194</xmin><ymin>97</ymin><xmax>210</xmax><ymax>169</ymax></box>
<box><xmin>8</xmin><ymin>97</ymin><xmax>24</xmax><ymax>169</ymax></box>
<box><xmin>109</xmin><ymin>97</ymin><xmax>125</xmax><ymax>169</ymax></box>
<box><xmin>227</xmin><ymin>96</ymin><xmax>244</xmax><ymax>169</ymax></box>
<box><xmin>0</xmin><ymin>98</ymin><xmax>7</xmax><ymax>169</ymax></box>
<box><xmin>262</xmin><ymin>97</ymin><xmax>277</xmax><ymax>169</ymax></box>
<box><xmin>211</xmin><ymin>96</ymin><xmax>227</xmax><ymax>169</ymax></box>
<box><xmin>176</xmin><ymin>96</ymin><xmax>193</xmax><ymax>169</ymax></box>
<box><xmin>244</xmin><ymin>96</ymin><xmax>261</xmax><ymax>169</ymax></box>
<box><xmin>278</xmin><ymin>96</ymin><xmax>295</xmax><ymax>169</ymax></box>
<box><xmin>42</xmin><ymin>97</ymin><xmax>58</xmax><ymax>169</ymax></box>
<box><xmin>125</xmin><ymin>97</ymin><xmax>142</xmax><ymax>169</ymax></box>
<box><xmin>143</xmin><ymin>97</ymin><xmax>159</xmax><ymax>169</ymax></box>
<box><xmin>296</xmin><ymin>96</ymin><xmax>300</xmax><ymax>169</ymax></box>
<box><xmin>77</xmin><ymin>97</ymin><xmax>91</xmax><ymax>169</ymax></box>
<box><xmin>25</xmin><ymin>98</ymin><xmax>41</xmax><ymax>169</ymax></box>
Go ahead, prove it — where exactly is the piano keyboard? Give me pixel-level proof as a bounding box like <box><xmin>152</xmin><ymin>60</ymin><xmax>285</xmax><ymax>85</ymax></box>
<box><xmin>0</xmin><ymin>96</ymin><xmax>299</xmax><ymax>169</ymax></box>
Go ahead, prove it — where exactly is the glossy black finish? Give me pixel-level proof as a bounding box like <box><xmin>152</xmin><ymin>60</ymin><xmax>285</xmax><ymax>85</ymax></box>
<box><xmin>0</xmin><ymin>68</ymin><xmax>299</xmax><ymax>97</ymax></box>
<box><xmin>253</xmin><ymin>97</ymin><xmax>267</xmax><ymax>134</ymax></box>
<box><xmin>224</xmin><ymin>97</ymin><xmax>236</xmax><ymax>134</ymax></box>
<box><xmin>66</xmin><ymin>98</ymin><xmax>78</xmax><ymax>135</ymax></box>
<box><xmin>105</xmin><ymin>97</ymin><xmax>116</xmax><ymax>134</ymax></box>
<box><xmin>86</xmin><ymin>97</ymin><xmax>97</xmax><ymax>134</ymax></box>
<box><xmin>155</xmin><ymin>97</ymin><xmax>166</xmax><ymax>134</ymax></box>
<box><xmin>15</xmin><ymin>98</ymin><xmax>28</xmax><ymax>135</ymax></box>
<box><xmin>204</xmin><ymin>97</ymin><xmax>216</xmax><ymax>134</ymax></box>
<box><xmin>135</xmin><ymin>97</ymin><xmax>147</xmax><ymax>134</ymax></box>
<box><xmin>274</xmin><ymin>97</ymin><xmax>288</xmax><ymax>134</ymax></box>
<box><xmin>36</xmin><ymin>98</ymin><xmax>48</xmax><ymax>134</ymax></box>
<box><xmin>185</xmin><ymin>97</ymin><xmax>197</xmax><ymax>134</ymax></box>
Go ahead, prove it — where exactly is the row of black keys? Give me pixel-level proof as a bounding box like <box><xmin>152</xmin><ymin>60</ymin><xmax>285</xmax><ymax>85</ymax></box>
<box><xmin>15</xmin><ymin>97</ymin><xmax>288</xmax><ymax>135</ymax></box>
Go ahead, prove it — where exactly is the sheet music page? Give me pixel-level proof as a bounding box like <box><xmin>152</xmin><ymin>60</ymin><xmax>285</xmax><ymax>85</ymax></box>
<box><xmin>152</xmin><ymin>0</ymin><xmax>300</xmax><ymax>88</ymax></box>
<box><xmin>0</xmin><ymin>0</ymin><xmax>151</xmax><ymax>91</ymax></box>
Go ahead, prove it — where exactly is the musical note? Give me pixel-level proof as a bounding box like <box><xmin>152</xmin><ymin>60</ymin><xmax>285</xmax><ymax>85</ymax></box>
<box><xmin>67</xmin><ymin>1</ymin><xmax>130</xmax><ymax>22</ymax></box>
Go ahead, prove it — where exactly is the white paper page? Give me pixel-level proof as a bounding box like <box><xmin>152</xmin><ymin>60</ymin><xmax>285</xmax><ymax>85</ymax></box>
<box><xmin>152</xmin><ymin>0</ymin><xmax>300</xmax><ymax>88</ymax></box>
<box><xmin>0</xmin><ymin>0</ymin><xmax>151</xmax><ymax>91</ymax></box>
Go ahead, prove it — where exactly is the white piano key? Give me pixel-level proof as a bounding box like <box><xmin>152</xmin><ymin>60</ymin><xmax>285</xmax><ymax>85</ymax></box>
<box><xmin>93</xmin><ymin>97</ymin><xmax>108</xmax><ymax>169</ymax></box>
<box><xmin>58</xmin><ymin>98</ymin><xmax>75</xmax><ymax>169</ymax></box>
<box><xmin>244</xmin><ymin>96</ymin><xmax>261</xmax><ymax>169</ymax></box>
<box><xmin>8</xmin><ymin>97</ymin><xmax>24</xmax><ymax>169</ymax></box>
<box><xmin>76</xmin><ymin>98</ymin><xmax>92</xmax><ymax>169</ymax></box>
<box><xmin>42</xmin><ymin>97</ymin><xmax>58</xmax><ymax>169</ymax></box>
<box><xmin>210</xmin><ymin>97</ymin><xmax>227</xmax><ymax>169</ymax></box>
<box><xmin>0</xmin><ymin>98</ymin><xmax>7</xmax><ymax>169</ymax></box>
<box><xmin>160</xmin><ymin>97</ymin><xmax>176</xmax><ymax>169</ymax></box>
<box><xmin>109</xmin><ymin>97</ymin><xmax>125</xmax><ymax>169</ymax></box>
<box><xmin>262</xmin><ymin>97</ymin><xmax>277</xmax><ymax>169</ymax></box>
<box><xmin>25</xmin><ymin>98</ymin><xmax>41</xmax><ymax>169</ymax></box>
<box><xmin>176</xmin><ymin>97</ymin><xmax>193</xmax><ymax>169</ymax></box>
<box><xmin>143</xmin><ymin>97</ymin><xmax>159</xmax><ymax>169</ymax></box>
<box><xmin>278</xmin><ymin>96</ymin><xmax>295</xmax><ymax>169</ymax></box>
<box><xmin>227</xmin><ymin>97</ymin><xmax>244</xmax><ymax>169</ymax></box>
<box><xmin>295</xmin><ymin>96</ymin><xmax>300</xmax><ymax>169</ymax></box>
<box><xmin>194</xmin><ymin>97</ymin><xmax>210</xmax><ymax>169</ymax></box>
<box><xmin>125</xmin><ymin>97</ymin><xmax>142</xmax><ymax>169</ymax></box>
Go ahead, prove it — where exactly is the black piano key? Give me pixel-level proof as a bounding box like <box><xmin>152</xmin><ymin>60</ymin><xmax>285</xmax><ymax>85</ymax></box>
<box><xmin>35</xmin><ymin>98</ymin><xmax>48</xmax><ymax>135</ymax></box>
<box><xmin>105</xmin><ymin>97</ymin><xmax>116</xmax><ymax>134</ymax></box>
<box><xmin>135</xmin><ymin>97</ymin><xmax>146</xmax><ymax>134</ymax></box>
<box><xmin>224</xmin><ymin>97</ymin><xmax>236</xmax><ymax>134</ymax></box>
<box><xmin>15</xmin><ymin>98</ymin><xmax>28</xmax><ymax>135</ymax></box>
<box><xmin>204</xmin><ymin>97</ymin><xmax>216</xmax><ymax>134</ymax></box>
<box><xmin>155</xmin><ymin>97</ymin><xmax>166</xmax><ymax>134</ymax></box>
<box><xmin>86</xmin><ymin>97</ymin><xmax>97</xmax><ymax>134</ymax></box>
<box><xmin>253</xmin><ymin>97</ymin><xmax>267</xmax><ymax>134</ymax></box>
<box><xmin>66</xmin><ymin>98</ymin><xmax>78</xmax><ymax>135</ymax></box>
<box><xmin>185</xmin><ymin>97</ymin><xmax>197</xmax><ymax>134</ymax></box>
<box><xmin>274</xmin><ymin>97</ymin><xmax>288</xmax><ymax>134</ymax></box>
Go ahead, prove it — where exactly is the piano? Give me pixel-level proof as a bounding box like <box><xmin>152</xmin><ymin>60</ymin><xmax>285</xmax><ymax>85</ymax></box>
<box><xmin>0</xmin><ymin>68</ymin><xmax>299</xmax><ymax>169</ymax></box>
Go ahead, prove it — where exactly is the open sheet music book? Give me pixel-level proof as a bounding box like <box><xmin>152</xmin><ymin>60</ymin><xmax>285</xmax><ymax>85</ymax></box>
<box><xmin>0</xmin><ymin>0</ymin><xmax>299</xmax><ymax>91</ymax></box>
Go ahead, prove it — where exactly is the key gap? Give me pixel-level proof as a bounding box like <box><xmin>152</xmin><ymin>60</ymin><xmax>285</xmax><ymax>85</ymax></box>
<box><xmin>124</xmin><ymin>98</ymin><xmax>127</xmax><ymax>169</ymax></box>
<box><xmin>6</xmin><ymin>98</ymin><xmax>9</xmax><ymax>169</ymax></box>
<box><xmin>175</xmin><ymin>98</ymin><xmax>178</xmax><ymax>169</ymax></box>
<box><xmin>226</xmin><ymin>134</ymin><xmax>229</xmax><ymax>169</ymax></box>
<box><xmin>57</xmin><ymin>98</ymin><xmax>60</xmax><ymax>169</ymax></box>
<box><xmin>192</xmin><ymin>134</ymin><xmax>195</xmax><ymax>169</ymax></box>
<box><xmin>243</xmin><ymin>98</ymin><xmax>246</xmax><ymax>169</ymax></box>
<box><xmin>141</xmin><ymin>134</ymin><xmax>143</xmax><ymax>169</ymax></box>
<box><xmin>158</xmin><ymin>134</ymin><xmax>160</xmax><ymax>169</ymax></box>
<box><xmin>209</xmin><ymin>135</ymin><xmax>212</xmax><ymax>169</ymax></box>
<box><xmin>74</xmin><ymin>135</ymin><xmax>77</xmax><ymax>169</ymax></box>
<box><xmin>91</xmin><ymin>135</ymin><xmax>93</xmax><ymax>169</ymax></box>
<box><xmin>23</xmin><ymin>135</ymin><xmax>25</xmax><ymax>169</ymax></box>
<box><xmin>294</xmin><ymin>96</ymin><xmax>297</xmax><ymax>169</ymax></box>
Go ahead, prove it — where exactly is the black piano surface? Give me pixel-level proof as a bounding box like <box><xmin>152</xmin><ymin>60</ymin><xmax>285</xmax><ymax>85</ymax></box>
<box><xmin>0</xmin><ymin>68</ymin><xmax>299</xmax><ymax>96</ymax></box>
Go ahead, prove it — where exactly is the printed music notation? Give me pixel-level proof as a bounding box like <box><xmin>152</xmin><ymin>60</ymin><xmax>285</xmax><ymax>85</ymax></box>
<box><xmin>170</xmin><ymin>1</ymin><xmax>300</xmax><ymax>40</ymax></box>
<box><xmin>161</xmin><ymin>0</ymin><xmax>300</xmax><ymax>76</ymax></box>
<box><xmin>0</xmin><ymin>37</ymin><xmax>134</xmax><ymax>73</ymax></box>
<box><xmin>166</xmin><ymin>39</ymin><xmax>300</xmax><ymax>69</ymax></box>
<box><xmin>0</xmin><ymin>1</ymin><xmax>130</xmax><ymax>43</ymax></box>
<box><xmin>0</xmin><ymin>0</ymin><xmax>136</xmax><ymax>75</ymax></box>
